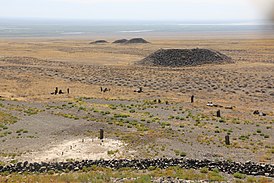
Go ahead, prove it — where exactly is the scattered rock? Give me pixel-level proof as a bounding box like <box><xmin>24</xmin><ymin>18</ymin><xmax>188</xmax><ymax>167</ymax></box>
<box><xmin>137</xmin><ymin>48</ymin><xmax>233</xmax><ymax>67</ymax></box>
<box><xmin>207</xmin><ymin>102</ymin><xmax>223</xmax><ymax>108</ymax></box>
<box><xmin>134</xmin><ymin>87</ymin><xmax>143</xmax><ymax>93</ymax></box>
<box><xmin>253</xmin><ymin>110</ymin><xmax>267</xmax><ymax>116</ymax></box>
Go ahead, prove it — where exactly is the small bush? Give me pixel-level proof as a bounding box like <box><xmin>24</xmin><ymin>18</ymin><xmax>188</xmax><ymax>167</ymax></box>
<box><xmin>180</xmin><ymin>152</ymin><xmax>187</xmax><ymax>157</ymax></box>
<box><xmin>233</xmin><ymin>172</ymin><xmax>246</xmax><ymax>179</ymax></box>
<box><xmin>256</xmin><ymin>129</ymin><xmax>262</xmax><ymax>133</ymax></box>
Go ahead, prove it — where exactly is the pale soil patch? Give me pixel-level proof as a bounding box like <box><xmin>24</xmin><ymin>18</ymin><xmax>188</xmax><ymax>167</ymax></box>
<box><xmin>19</xmin><ymin>138</ymin><xmax>127</xmax><ymax>162</ymax></box>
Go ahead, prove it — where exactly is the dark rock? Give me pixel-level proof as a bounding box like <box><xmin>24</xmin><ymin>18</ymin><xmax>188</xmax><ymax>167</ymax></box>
<box><xmin>39</xmin><ymin>166</ymin><xmax>47</xmax><ymax>172</ymax></box>
<box><xmin>1</xmin><ymin>158</ymin><xmax>273</xmax><ymax>178</ymax></box>
<box><xmin>134</xmin><ymin>87</ymin><xmax>143</xmax><ymax>93</ymax></box>
<box><xmin>23</xmin><ymin>161</ymin><xmax>28</xmax><ymax>167</ymax></box>
<box><xmin>253</xmin><ymin>110</ymin><xmax>267</xmax><ymax>116</ymax></box>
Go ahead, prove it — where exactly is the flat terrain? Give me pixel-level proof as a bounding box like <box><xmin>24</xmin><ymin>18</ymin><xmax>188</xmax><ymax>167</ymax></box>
<box><xmin>0</xmin><ymin>38</ymin><xmax>273</xmax><ymax>181</ymax></box>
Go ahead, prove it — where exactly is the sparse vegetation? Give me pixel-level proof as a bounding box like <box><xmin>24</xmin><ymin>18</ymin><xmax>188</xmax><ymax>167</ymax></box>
<box><xmin>0</xmin><ymin>111</ymin><xmax>18</xmax><ymax>124</ymax></box>
<box><xmin>0</xmin><ymin>38</ymin><xmax>273</xmax><ymax>182</ymax></box>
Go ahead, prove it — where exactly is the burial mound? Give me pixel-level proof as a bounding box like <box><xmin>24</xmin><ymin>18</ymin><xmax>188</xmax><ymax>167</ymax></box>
<box><xmin>125</xmin><ymin>38</ymin><xmax>149</xmax><ymax>44</ymax></box>
<box><xmin>90</xmin><ymin>40</ymin><xmax>108</xmax><ymax>44</ymax></box>
<box><xmin>137</xmin><ymin>48</ymin><xmax>233</xmax><ymax>67</ymax></box>
<box><xmin>112</xmin><ymin>39</ymin><xmax>128</xmax><ymax>44</ymax></box>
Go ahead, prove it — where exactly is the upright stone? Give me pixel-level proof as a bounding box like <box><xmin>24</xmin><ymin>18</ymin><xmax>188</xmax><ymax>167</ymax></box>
<box><xmin>100</xmin><ymin>129</ymin><xmax>104</xmax><ymax>140</ymax></box>
<box><xmin>217</xmin><ymin>110</ymin><xmax>221</xmax><ymax>117</ymax></box>
<box><xmin>225</xmin><ymin>135</ymin><xmax>230</xmax><ymax>145</ymax></box>
<box><xmin>191</xmin><ymin>95</ymin><xmax>194</xmax><ymax>103</ymax></box>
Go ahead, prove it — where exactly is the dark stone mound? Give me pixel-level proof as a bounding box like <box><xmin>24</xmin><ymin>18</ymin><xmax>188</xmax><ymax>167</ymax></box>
<box><xmin>125</xmin><ymin>38</ymin><xmax>150</xmax><ymax>44</ymax></box>
<box><xmin>112</xmin><ymin>39</ymin><xmax>128</xmax><ymax>44</ymax></box>
<box><xmin>90</xmin><ymin>40</ymin><xmax>108</xmax><ymax>44</ymax></box>
<box><xmin>137</xmin><ymin>48</ymin><xmax>233</xmax><ymax>67</ymax></box>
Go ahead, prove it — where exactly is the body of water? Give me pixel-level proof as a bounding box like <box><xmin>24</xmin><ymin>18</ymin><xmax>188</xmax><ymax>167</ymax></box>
<box><xmin>0</xmin><ymin>19</ymin><xmax>273</xmax><ymax>38</ymax></box>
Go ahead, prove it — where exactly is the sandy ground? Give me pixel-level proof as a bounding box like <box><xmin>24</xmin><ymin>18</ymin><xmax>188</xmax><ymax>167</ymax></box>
<box><xmin>19</xmin><ymin>138</ymin><xmax>126</xmax><ymax>162</ymax></box>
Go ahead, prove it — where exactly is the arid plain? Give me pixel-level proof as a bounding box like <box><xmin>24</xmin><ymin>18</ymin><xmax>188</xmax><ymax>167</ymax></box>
<box><xmin>0</xmin><ymin>37</ymin><xmax>273</xmax><ymax>182</ymax></box>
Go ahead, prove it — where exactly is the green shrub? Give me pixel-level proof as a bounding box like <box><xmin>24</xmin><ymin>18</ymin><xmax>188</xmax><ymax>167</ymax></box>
<box><xmin>135</xmin><ymin>175</ymin><xmax>151</xmax><ymax>183</ymax></box>
<box><xmin>233</xmin><ymin>172</ymin><xmax>246</xmax><ymax>179</ymax></box>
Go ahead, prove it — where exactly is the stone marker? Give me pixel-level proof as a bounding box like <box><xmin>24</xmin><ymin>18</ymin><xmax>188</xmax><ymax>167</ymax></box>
<box><xmin>217</xmin><ymin>110</ymin><xmax>221</xmax><ymax>117</ymax></box>
<box><xmin>100</xmin><ymin>129</ymin><xmax>104</xmax><ymax>140</ymax></box>
<box><xmin>225</xmin><ymin>135</ymin><xmax>230</xmax><ymax>145</ymax></box>
<box><xmin>191</xmin><ymin>95</ymin><xmax>194</xmax><ymax>103</ymax></box>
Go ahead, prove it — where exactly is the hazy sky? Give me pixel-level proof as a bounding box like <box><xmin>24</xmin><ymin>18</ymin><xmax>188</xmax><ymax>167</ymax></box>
<box><xmin>0</xmin><ymin>0</ymin><xmax>270</xmax><ymax>21</ymax></box>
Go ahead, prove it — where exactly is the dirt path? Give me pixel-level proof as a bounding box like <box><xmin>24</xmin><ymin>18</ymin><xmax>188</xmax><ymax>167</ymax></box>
<box><xmin>19</xmin><ymin>138</ymin><xmax>127</xmax><ymax>162</ymax></box>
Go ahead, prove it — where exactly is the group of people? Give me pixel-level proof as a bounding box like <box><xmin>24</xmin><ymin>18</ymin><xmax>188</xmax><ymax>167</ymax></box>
<box><xmin>51</xmin><ymin>87</ymin><xmax>70</xmax><ymax>95</ymax></box>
